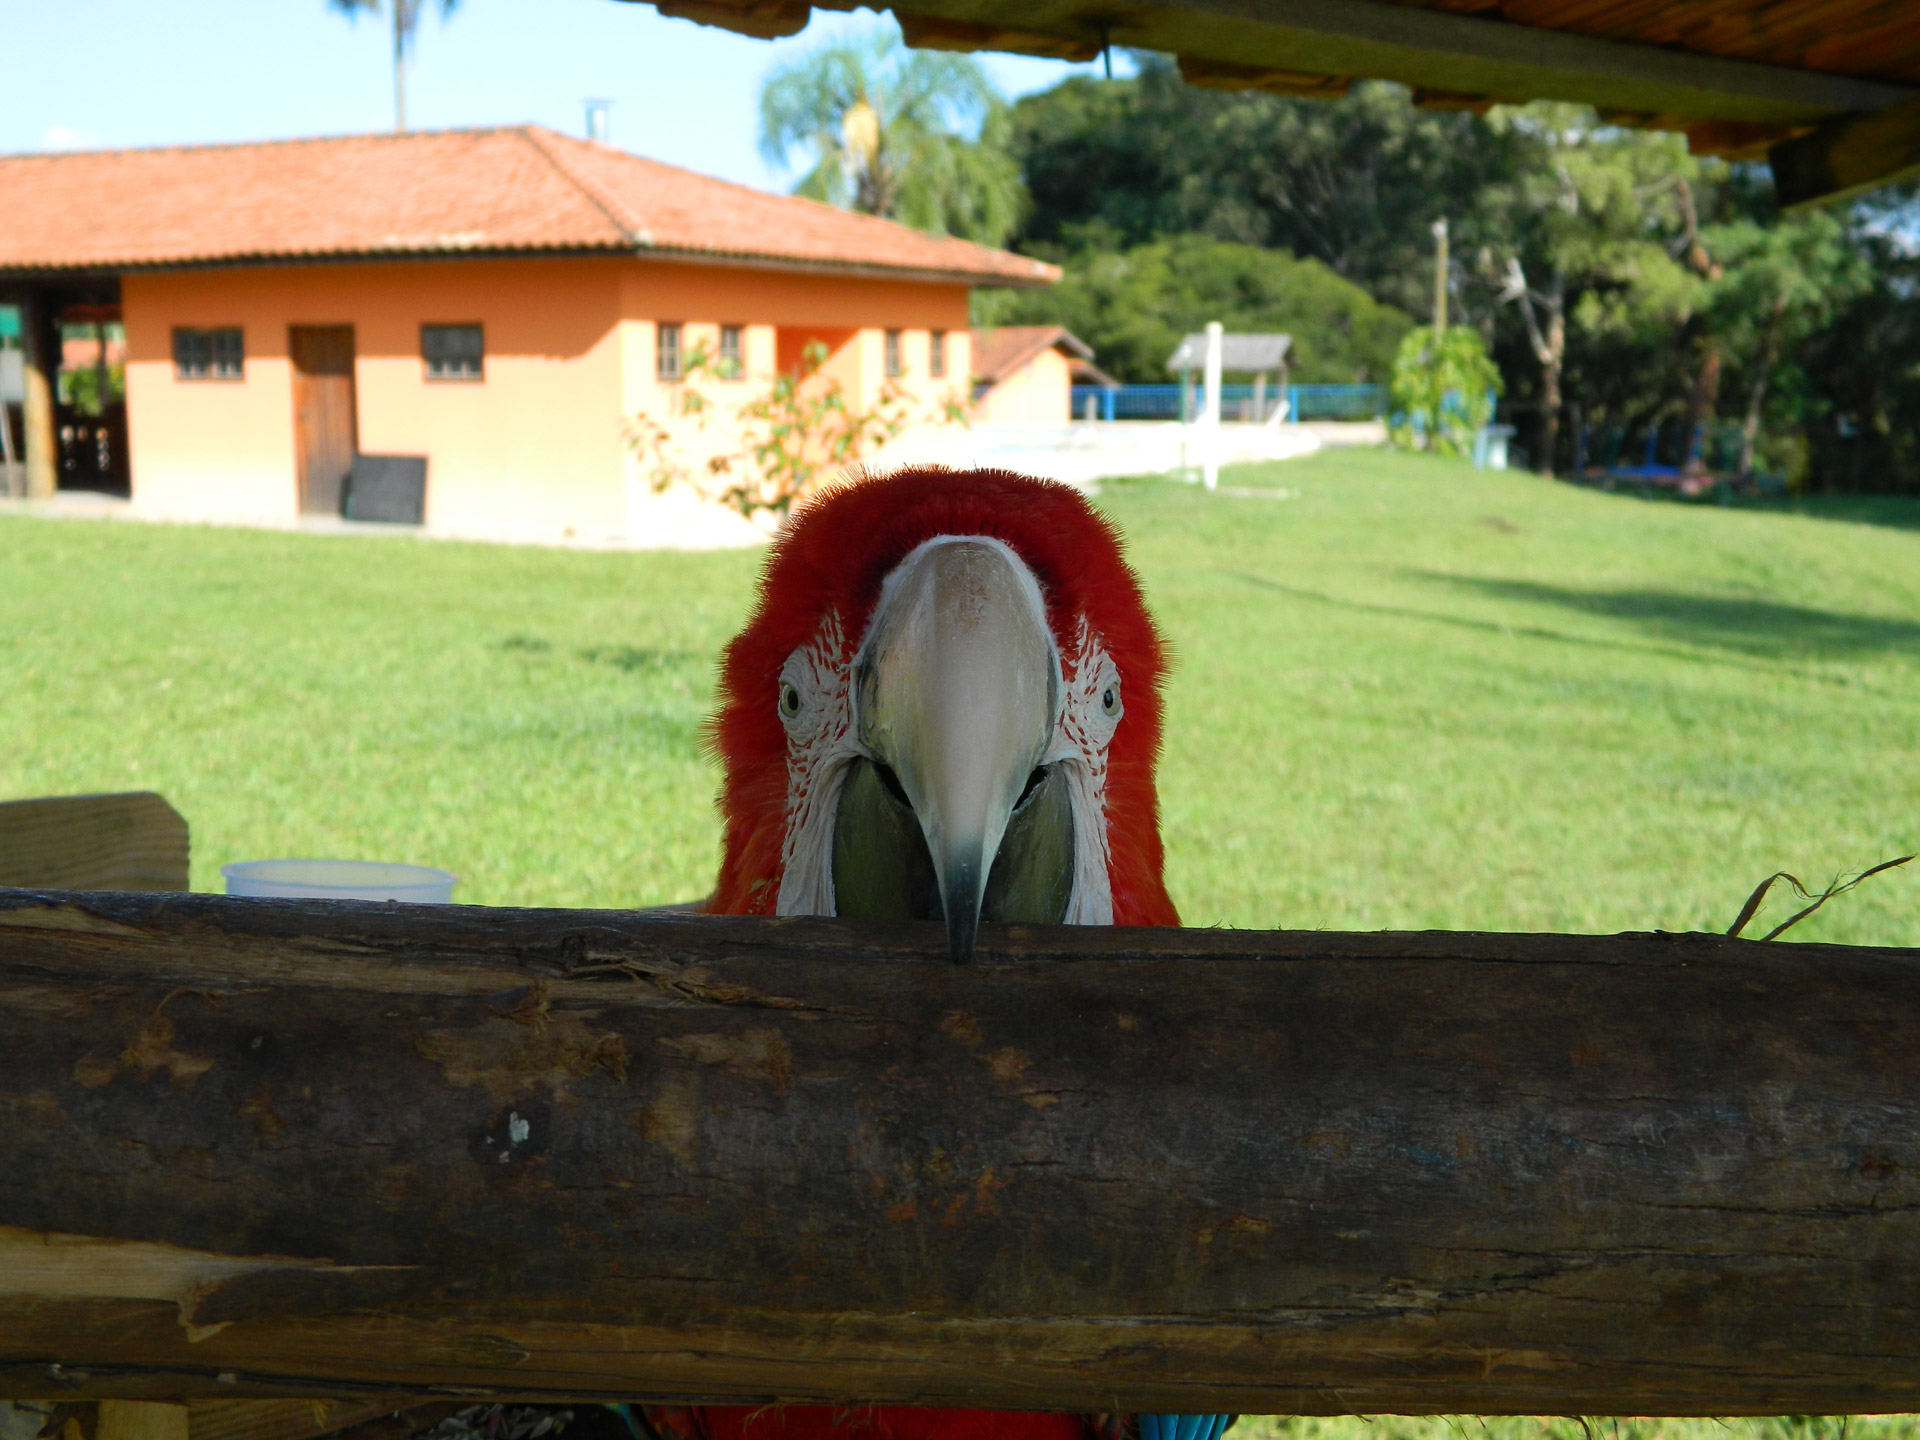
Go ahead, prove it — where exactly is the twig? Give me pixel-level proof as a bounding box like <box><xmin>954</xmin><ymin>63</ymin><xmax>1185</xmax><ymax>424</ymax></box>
<box><xmin>1727</xmin><ymin>856</ymin><xmax>1914</xmax><ymax>940</ymax></box>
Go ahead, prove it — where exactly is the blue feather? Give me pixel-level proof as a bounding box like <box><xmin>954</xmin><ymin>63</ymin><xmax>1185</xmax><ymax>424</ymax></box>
<box><xmin>1141</xmin><ymin>1415</ymin><xmax>1231</xmax><ymax>1440</ymax></box>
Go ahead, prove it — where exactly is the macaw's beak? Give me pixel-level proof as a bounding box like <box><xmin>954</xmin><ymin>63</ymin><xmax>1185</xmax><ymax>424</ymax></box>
<box><xmin>833</xmin><ymin>538</ymin><xmax>1074</xmax><ymax>962</ymax></box>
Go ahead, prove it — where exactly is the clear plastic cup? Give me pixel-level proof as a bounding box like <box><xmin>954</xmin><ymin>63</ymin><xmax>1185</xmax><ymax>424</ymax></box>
<box><xmin>221</xmin><ymin>859</ymin><xmax>457</xmax><ymax>903</ymax></box>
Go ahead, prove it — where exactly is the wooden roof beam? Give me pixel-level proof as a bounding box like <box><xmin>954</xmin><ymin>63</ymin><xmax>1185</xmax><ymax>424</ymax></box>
<box><xmin>621</xmin><ymin>0</ymin><xmax>1920</xmax><ymax>203</ymax></box>
<box><xmin>1772</xmin><ymin>92</ymin><xmax>1920</xmax><ymax>209</ymax></box>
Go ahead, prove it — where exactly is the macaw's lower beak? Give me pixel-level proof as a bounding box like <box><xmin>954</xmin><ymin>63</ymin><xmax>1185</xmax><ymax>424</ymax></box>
<box><xmin>833</xmin><ymin>538</ymin><xmax>1073</xmax><ymax>961</ymax></box>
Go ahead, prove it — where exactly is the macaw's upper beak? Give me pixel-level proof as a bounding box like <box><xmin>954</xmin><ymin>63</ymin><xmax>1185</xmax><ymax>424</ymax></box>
<box><xmin>834</xmin><ymin>537</ymin><xmax>1071</xmax><ymax>962</ymax></box>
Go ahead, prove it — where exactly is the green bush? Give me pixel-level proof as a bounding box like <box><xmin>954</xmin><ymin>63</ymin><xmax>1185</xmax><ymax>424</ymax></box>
<box><xmin>1389</xmin><ymin>324</ymin><xmax>1501</xmax><ymax>457</ymax></box>
<box><xmin>975</xmin><ymin>232</ymin><xmax>1415</xmax><ymax>384</ymax></box>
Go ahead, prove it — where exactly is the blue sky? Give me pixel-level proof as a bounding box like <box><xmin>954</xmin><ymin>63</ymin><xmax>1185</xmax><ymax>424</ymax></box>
<box><xmin>5</xmin><ymin>0</ymin><xmax>1126</xmax><ymax>191</ymax></box>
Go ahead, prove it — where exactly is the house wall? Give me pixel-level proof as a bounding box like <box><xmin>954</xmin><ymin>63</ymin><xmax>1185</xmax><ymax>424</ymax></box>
<box><xmin>974</xmin><ymin>348</ymin><xmax>1071</xmax><ymax>427</ymax></box>
<box><xmin>616</xmin><ymin>262</ymin><xmax>972</xmax><ymax>544</ymax></box>
<box><xmin>122</xmin><ymin>255</ymin><xmax>977</xmax><ymax>546</ymax></box>
<box><xmin>123</xmin><ymin>258</ymin><xmax>628</xmax><ymax>539</ymax></box>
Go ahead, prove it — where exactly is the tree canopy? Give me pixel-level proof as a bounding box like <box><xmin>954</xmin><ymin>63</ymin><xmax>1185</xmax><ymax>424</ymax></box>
<box><xmin>759</xmin><ymin>22</ymin><xmax>1025</xmax><ymax>248</ymax></box>
<box><xmin>978</xmin><ymin>233</ymin><xmax>1412</xmax><ymax>384</ymax></box>
<box><xmin>995</xmin><ymin>60</ymin><xmax>1920</xmax><ymax>490</ymax></box>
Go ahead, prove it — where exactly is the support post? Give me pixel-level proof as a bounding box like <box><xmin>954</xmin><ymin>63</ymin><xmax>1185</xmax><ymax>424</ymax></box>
<box><xmin>1201</xmin><ymin>319</ymin><xmax>1222</xmax><ymax>489</ymax></box>
<box><xmin>19</xmin><ymin>290</ymin><xmax>58</xmax><ymax>500</ymax></box>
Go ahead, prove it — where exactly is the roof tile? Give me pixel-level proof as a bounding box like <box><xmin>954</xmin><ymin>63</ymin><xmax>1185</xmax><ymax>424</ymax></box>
<box><xmin>0</xmin><ymin>125</ymin><xmax>1058</xmax><ymax>287</ymax></box>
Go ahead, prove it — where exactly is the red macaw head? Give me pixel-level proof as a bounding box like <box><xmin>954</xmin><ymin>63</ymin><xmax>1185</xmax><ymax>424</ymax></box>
<box><xmin>707</xmin><ymin>468</ymin><xmax>1178</xmax><ymax>957</ymax></box>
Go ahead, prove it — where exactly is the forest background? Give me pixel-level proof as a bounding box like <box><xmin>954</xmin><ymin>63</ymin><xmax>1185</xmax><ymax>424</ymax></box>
<box><xmin>777</xmin><ymin>32</ymin><xmax>1920</xmax><ymax>490</ymax></box>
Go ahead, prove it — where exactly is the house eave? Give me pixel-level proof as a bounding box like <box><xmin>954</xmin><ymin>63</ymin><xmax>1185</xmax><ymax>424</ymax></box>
<box><xmin>0</xmin><ymin>241</ymin><xmax>1057</xmax><ymax>290</ymax></box>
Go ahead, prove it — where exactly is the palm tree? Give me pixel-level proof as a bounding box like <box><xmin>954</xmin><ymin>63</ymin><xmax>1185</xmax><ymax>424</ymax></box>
<box><xmin>759</xmin><ymin>23</ymin><xmax>1026</xmax><ymax>248</ymax></box>
<box><xmin>329</xmin><ymin>0</ymin><xmax>461</xmax><ymax>132</ymax></box>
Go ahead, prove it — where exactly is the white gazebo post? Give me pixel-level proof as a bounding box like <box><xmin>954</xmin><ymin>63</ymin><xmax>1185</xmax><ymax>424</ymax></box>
<box><xmin>1201</xmin><ymin>321</ymin><xmax>1223</xmax><ymax>490</ymax></box>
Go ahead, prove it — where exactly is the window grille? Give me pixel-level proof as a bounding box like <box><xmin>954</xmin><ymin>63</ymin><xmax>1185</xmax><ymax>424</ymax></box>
<box><xmin>173</xmin><ymin>327</ymin><xmax>243</xmax><ymax>381</ymax></box>
<box><xmin>719</xmin><ymin>325</ymin><xmax>743</xmax><ymax>378</ymax></box>
<box><xmin>422</xmin><ymin>324</ymin><xmax>484</xmax><ymax>381</ymax></box>
<box><xmin>884</xmin><ymin>330</ymin><xmax>903</xmax><ymax>378</ymax></box>
<box><xmin>929</xmin><ymin>330</ymin><xmax>947</xmax><ymax>378</ymax></box>
<box><xmin>658</xmin><ymin>323</ymin><xmax>683</xmax><ymax>381</ymax></box>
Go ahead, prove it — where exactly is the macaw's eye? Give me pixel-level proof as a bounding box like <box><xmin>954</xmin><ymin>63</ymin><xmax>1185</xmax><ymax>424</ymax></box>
<box><xmin>779</xmin><ymin>682</ymin><xmax>802</xmax><ymax>718</ymax></box>
<box><xmin>1101</xmin><ymin>684</ymin><xmax>1120</xmax><ymax>716</ymax></box>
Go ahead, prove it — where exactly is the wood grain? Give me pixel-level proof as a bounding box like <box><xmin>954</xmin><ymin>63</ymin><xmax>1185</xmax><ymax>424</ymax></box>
<box><xmin>0</xmin><ymin>795</ymin><xmax>189</xmax><ymax>894</ymax></box>
<box><xmin>5</xmin><ymin>888</ymin><xmax>1920</xmax><ymax>1411</ymax></box>
<box><xmin>1773</xmin><ymin>93</ymin><xmax>1920</xmax><ymax>208</ymax></box>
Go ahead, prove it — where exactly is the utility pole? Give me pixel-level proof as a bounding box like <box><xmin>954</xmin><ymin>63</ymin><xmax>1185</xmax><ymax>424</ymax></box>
<box><xmin>392</xmin><ymin>0</ymin><xmax>413</xmax><ymax>131</ymax></box>
<box><xmin>1432</xmin><ymin>217</ymin><xmax>1449</xmax><ymax>337</ymax></box>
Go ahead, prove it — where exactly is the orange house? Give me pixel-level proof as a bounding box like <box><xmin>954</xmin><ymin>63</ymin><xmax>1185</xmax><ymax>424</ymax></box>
<box><xmin>0</xmin><ymin>127</ymin><xmax>1057</xmax><ymax>543</ymax></box>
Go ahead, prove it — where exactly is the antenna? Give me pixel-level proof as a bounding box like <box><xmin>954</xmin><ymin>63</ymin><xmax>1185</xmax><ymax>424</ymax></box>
<box><xmin>584</xmin><ymin>99</ymin><xmax>612</xmax><ymax>145</ymax></box>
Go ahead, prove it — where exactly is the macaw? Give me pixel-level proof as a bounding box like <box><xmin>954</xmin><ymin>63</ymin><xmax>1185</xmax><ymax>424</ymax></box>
<box><xmin>630</xmin><ymin>468</ymin><xmax>1229</xmax><ymax>1440</ymax></box>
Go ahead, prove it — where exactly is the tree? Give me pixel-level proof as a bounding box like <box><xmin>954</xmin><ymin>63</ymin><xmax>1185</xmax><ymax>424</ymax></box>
<box><xmin>759</xmin><ymin>22</ymin><xmax>1026</xmax><ymax>248</ymax></box>
<box><xmin>1702</xmin><ymin>210</ymin><xmax>1874</xmax><ymax>478</ymax></box>
<box><xmin>1485</xmin><ymin>107</ymin><xmax>1703</xmax><ymax>473</ymax></box>
<box><xmin>329</xmin><ymin>0</ymin><xmax>460</xmax><ymax>132</ymax></box>
<box><xmin>976</xmin><ymin>233</ymin><xmax>1413</xmax><ymax>384</ymax></box>
<box><xmin>1005</xmin><ymin>64</ymin><xmax>1530</xmax><ymax>322</ymax></box>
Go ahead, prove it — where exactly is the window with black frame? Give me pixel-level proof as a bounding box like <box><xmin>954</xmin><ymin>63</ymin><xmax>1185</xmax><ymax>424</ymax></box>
<box><xmin>173</xmin><ymin>327</ymin><xmax>244</xmax><ymax>381</ymax></box>
<box><xmin>422</xmin><ymin>324</ymin><xmax>484</xmax><ymax>381</ymax></box>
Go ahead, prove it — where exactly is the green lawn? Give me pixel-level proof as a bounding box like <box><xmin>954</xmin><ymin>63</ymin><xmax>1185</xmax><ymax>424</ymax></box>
<box><xmin>2</xmin><ymin>448</ymin><xmax>1917</xmax><ymax>944</ymax></box>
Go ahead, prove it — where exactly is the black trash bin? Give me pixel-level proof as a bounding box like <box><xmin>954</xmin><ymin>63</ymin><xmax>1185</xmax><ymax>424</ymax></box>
<box><xmin>343</xmin><ymin>454</ymin><xmax>427</xmax><ymax>525</ymax></box>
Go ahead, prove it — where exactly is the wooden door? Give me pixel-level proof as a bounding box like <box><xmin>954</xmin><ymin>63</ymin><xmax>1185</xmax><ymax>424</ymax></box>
<box><xmin>290</xmin><ymin>326</ymin><xmax>357</xmax><ymax>515</ymax></box>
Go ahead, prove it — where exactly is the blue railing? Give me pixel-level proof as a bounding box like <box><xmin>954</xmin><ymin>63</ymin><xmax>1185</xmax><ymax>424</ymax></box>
<box><xmin>1069</xmin><ymin>383</ymin><xmax>1387</xmax><ymax>423</ymax></box>
<box><xmin>1288</xmin><ymin>384</ymin><xmax>1388</xmax><ymax>421</ymax></box>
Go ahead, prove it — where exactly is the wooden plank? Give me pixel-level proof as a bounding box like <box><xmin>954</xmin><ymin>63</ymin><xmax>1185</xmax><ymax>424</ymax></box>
<box><xmin>7</xmin><ymin>889</ymin><xmax>1920</xmax><ymax>1411</ymax></box>
<box><xmin>184</xmin><ymin>1400</ymin><xmax>417</xmax><ymax>1440</ymax></box>
<box><xmin>0</xmin><ymin>794</ymin><xmax>188</xmax><ymax>893</ymax></box>
<box><xmin>1772</xmin><ymin>92</ymin><xmax>1920</xmax><ymax>207</ymax></box>
<box><xmin>97</xmin><ymin>1405</ymin><xmax>186</xmax><ymax>1440</ymax></box>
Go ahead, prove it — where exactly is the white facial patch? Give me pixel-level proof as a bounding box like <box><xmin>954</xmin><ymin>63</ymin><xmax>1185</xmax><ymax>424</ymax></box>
<box><xmin>1042</xmin><ymin>615</ymin><xmax>1120</xmax><ymax>926</ymax></box>
<box><xmin>776</xmin><ymin>549</ymin><xmax>1127</xmax><ymax>929</ymax></box>
<box><xmin>774</xmin><ymin>610</ymin><xmax>858</xmax><ymax>918</ymax></box>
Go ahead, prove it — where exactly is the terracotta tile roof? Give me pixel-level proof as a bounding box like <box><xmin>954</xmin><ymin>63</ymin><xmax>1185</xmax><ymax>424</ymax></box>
<box><xmin>0</xmin><ymin>125</ymin><xmax>1059</xmax><ymax>287</ymax></box>
<box><xmin>970</xmin><ymin>324</ymin><xmax>1094</xmax><ymax>384</ymax></box>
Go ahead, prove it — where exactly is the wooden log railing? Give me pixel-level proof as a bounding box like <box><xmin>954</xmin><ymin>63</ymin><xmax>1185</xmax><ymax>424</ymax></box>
<box><xmin>4</xmin><ymin>887</ymin><xmax>1920</xmax><ymax>1414</ymax></box>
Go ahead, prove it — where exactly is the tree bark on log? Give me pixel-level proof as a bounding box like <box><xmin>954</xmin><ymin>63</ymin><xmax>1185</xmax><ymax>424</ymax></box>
<box><xmin>4</xmin><ymin>889</ymin><xmax>1920</xmax><ymax>1413</ymax></box>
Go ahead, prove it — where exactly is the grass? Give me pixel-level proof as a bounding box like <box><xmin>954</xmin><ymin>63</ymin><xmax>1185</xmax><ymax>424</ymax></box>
<box><xmin>1231</xmin><ymin>1419</ymin><xmax>1920</xmax><ymax>1440</ymax></box>
<box><xmin>1124</xmin><ymin>450</ymin><xmax>1920</xmax><ymax>944</ymax></box>
<box><xmin>2</xmin><ymin>448</ymin><xmax>1918</xmax><ymax>944</ymax></box>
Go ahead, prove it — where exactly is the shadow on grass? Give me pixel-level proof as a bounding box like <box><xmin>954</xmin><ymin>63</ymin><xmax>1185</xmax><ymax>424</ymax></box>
<box><xmin>1428</xmin><ymin>576</ymin><xmax>1920</xmax><ymax>659</ymax></box>
<box><xmin>1585</xmin><ymin>483</ymin><xmax>1920</xmax><ymax>534</ymax></box>
<box><xmin>1228</xmin><ymin>571</ymin><xmax>1909</xmax><ymax>683</ymax></box>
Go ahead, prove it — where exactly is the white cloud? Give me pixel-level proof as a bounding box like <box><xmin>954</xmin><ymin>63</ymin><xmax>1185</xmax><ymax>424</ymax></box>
<box><xmin>40</xmin><ymin>124</ymin><xmax>86</xmax><ymax>150</ymax></box>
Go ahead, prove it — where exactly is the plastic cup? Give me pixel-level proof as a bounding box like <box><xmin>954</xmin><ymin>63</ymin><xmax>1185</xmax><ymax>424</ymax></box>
<box><xmin>221</xmin><ymin>859</ymin><xmax>457</xmax><ymax>903</ymax></box>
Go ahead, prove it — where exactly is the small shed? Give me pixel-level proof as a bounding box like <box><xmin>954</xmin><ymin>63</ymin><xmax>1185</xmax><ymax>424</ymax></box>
<box><xmin>1168</xmin><ymin>332</ymin><xmax>1291</xmax><ymax>422</ymax></box>
<box><xmin>1166</xmin><ymin>332</ymin><xmax>1292</xmax><ymax>376</ymax></box>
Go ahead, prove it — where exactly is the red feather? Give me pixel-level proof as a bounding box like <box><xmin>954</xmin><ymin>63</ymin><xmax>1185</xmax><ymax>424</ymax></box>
<box><xmin>707</xmin><ymin>466</ymin><xmax>1178</xmax><ymax>927</ymax></box>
